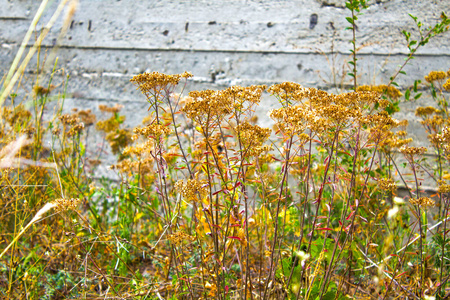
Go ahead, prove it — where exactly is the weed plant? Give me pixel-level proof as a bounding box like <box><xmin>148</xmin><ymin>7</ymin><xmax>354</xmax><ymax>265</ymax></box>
<box><xmin>1</xmin><ymin>1</ymin><xmax>450</xmax><ymax>299</ymax></box>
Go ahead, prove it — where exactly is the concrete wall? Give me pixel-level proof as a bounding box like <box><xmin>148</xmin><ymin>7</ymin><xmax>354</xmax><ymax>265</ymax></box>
<box><xmin>1</xmin><ymin>0</ymin><xmax>449</xmax><ymax>177</ymax></box>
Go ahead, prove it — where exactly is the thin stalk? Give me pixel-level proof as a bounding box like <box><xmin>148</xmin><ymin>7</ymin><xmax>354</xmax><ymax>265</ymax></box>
<box><xmin>262</xmin><ymin>136</ymin><xmax>294</xmax><ymax>300</ymax></box>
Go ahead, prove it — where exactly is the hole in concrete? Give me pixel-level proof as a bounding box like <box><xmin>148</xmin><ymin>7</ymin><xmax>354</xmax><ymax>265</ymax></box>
<box><xmin>309</xmin><ymin>14</ymin><xmax>318</xmax><ymax>29</ymax></box>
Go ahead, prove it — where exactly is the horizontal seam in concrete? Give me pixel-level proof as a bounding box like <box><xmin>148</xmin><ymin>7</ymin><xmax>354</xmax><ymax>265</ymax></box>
<box><xmin>0</xmin><ymin>16</ymin><xmax>28</xmax><ymax>20</ymax></box>
<box><xmin>31</xmin><ymin>44</ymin><xmax>450</xmax><ymax>57</ymax></box>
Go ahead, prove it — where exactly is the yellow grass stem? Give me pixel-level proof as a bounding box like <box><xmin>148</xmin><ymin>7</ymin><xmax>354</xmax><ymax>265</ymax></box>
<box><xmin>0</xmin><ymin>202</ymin><xmax>57</xmax><ymax>260</ymax></box>
<box><xmin>0</xmin><ymin>0</ymin><xmax>71</xmax><ymax>107</ymax></box>
<box><xmin>1</xmin><ymin>0</ymin><xmax>49</xmax><ymax>90</ymax></box>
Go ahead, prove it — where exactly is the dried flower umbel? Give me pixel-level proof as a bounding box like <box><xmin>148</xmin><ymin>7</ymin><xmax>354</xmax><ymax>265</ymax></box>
<box><xmin>130</xmin><ymin>71</ymin><xmax>193</xmax><ymax>108</ymax></box>
<box><xmin>357</xmin><ymin>84</ymin><xmax>402</xmax><ymax>100</ymax></box>
<box><xmin>236</xmin><ymin>122</ymin><xmax>271</xmax><ymax>157</ymax></box>
<box><xmin>378</xmin><ymin>178</ymin><xmax>397</xmax><ymax>193</ymax></box>
<box><xmin>175</xmin><ymin>179</ymin><xmax>208</xmax><ymax>203</ymax></box>
<box><xmin>437</xmin><ymin>180</ymin><xmax>450</xmax><ymax>193</ymax></box>
<box><xmin>130</xmin><ymin>71</ymin><xmax>192</xmax><ymax>94</ymax></box>
<box><xmin>134</xmin><ymin>123</ymin><xmax>171</xmax><ymax>139</ymax></box>
<box><xmin>409</xmin><ymin>197</ymin><xmax>434</xmax><ymax>208</ymax></box>
<box><xmin>53</xmin><ymin>198</ymin><xmax>81</xmax><ymax>213</ymax></box>
<box><xmin>425</xmin><ymin>70</ymin><xmax>448</xmax><ymax>83</ymax></box>
<box><xmin>168</xmin><ymin>231</ymin><xmax>196</xmax><ymax>246</ymax></box>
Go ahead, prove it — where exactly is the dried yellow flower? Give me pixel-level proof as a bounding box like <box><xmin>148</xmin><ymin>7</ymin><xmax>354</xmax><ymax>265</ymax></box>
<box><xmin>444</xmin><ymin>78</ymin><xmax>450</xmax><ymax>91</ymax></box>
<box><xmin>409</xmin><ymin>197</ymin><xmax>434</xmax><ymax>207</ymax></box>
<box><xmin>53</xmin><ymin>198</ymin><xmax>81</xmax><ymax>213</ymax></box>
<box><xmin>134</xmin><ymin>123</ymin><xmax>171</xmax><ymax>139</ymax></box>
<box><xmin>168</xmin><ymin>231</ymin><xmax>195</xmax><ymax>246</ymax></box>
<box><xmin>415</xmin><ymin>106</ymin><xmax>440</xmax><ymax>117</ymax></box>
<box><xmin>357</xmin><ymin>85</ymin><xmax>402</xmax><ymax>100</ymax></box>
<box><xmin>181</xmin><ymin>89</ymin><xmax>232</xmax><ymax>122</ymax></box>
<box><xmin>236</xmin><ymin>122</ymin><xmax>271</xmax><ymax>156</ymax></box>
<box><xmin>130</xmin><ymin>71</ymin><xmax>192</xmax><ymax>96</ymax></box>
<box><xmin>438</xmin><ymin>180</ymin><xmax>450</xmax><ymax>193</ymax></box>
<box><xmin>59</xmin><ymin>114</ymin><xmax>79</xmax><ymax>126</ymax></box>
<box><xmin>399</xmin><ymin>146</ymin><xmax>427</xmax><ymax>156</ymax></box>
<box><xmin>76</xmin><ymin>109</ymin><xmax>96</xmax><ymax>126</ymax></box>
<box><xmin>378</xmin><ymin>178</ymin><xmax>397</xmax><ymax>193</ymax></box>
<box><xmin>99</xmin><ymin>104</ymin><xmax>123</xmax><ymax>113</ymax></box>
<box><xmin>175</xmin><ymin>179</ymin><xmax>208</xmax><ymax>202</ymax></box>
<box><xmin>425</xmin><ymin>71</ymin><xmax>448</xmax><ymax>83</ymax></box>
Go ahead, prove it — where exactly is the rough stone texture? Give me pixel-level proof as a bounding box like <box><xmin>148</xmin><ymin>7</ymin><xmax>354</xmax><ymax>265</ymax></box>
<box><xmin>1</xmin><ymin>0</ymin><xmax>449</xmax><ymax>181</ymax></box>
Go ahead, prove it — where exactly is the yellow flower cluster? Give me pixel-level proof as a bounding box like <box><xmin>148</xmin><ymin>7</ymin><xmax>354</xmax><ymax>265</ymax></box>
<box><xmin>106</xmin><ymin>128</ymin><xmax>133</xmax><ymax>155</ymax></box>
<box><xmin>96</xmin><ymin>115</ymin><xmax>125</xmax><ymax>132</ymax></box>
<box><xmin>359</xmin><ymin>111</ymin><xmax>399</xmax><ymax>127</ymax></box>
<box><xmin>415</xmin><ymin>106</ymin><xmax>440</xmax><ymax>117</ymax></box>
<box><xmin>53</xmin><ymin>198</ymin><xmax>81</xmax><ymax>213</ymax></box>
<box><xmin>122</xmin><ymin>141</ymin><xmax>153</xmax><ymax>157</ymax></box>
<box><xmin>34</xmin><ymin>84</ymin><xmax>56</xmax><ymax>96</ymax></box>
<box><xmin>269</xmin><ymin>105</ymin><xmax>309</xmax><ymax>135</ymax></box>
<box><xmin>399</xmin><ymin>146</ymin><xmax>427</xmax><ymax>156</ymax></box>
<box><xmin>444</xmin><ymin>78</ymin><xmax>450</xmax><ymax>91</ymax></box>
<box><xmin>168</xmin><ymin>231</ymin><xmax>196</xmax><ymax>246</ymax></box>
<box><xmin>421</xmin><ymin>115</ymin><xmax>444</xmax><ymax>132</ymax></box>
<box><xmin>110</xmin><ymin>157</ymin><xmax>154</xmax><ymax>177</ymax></box>
<box><xmin>3</xmin><ymin>105</ymin><xmax>32</xmax><ymax>126</ymax></box>
<box><xmin>318</xmin><ymin>103</ymin><xmax>361</xmax><ymax>123</ymax></box>
<box><xmin>59</xmin><ymin>114</ymin><xmax>79</xmax><ymax>126</ymax></box>
<box><xmin>182</xmin><ymin>90</ymin><xmax>232</xmax><ymax>121</ymax></box>
<box><xmin>67</xmin><ymin>122</ymin><xmax>85</xmax><ymax>137</ymax></box>
<box><xmin>130</xmin><ymin>71</ymin><xmax>193</xmax><ymax>95</ymax></box>
<box><xmin>236</xmin><ymin>122</ymin><xmax>271</xmax><ymax>155</ymax></box>
<box><xmin>359</xmin><ymin>111</ymin><xmax>401</xmax><ymax>144</ymax></box>
<box><xmin>236</xmin><ymin>122</ymin><xmax>272</xmax><ymax>147</ymax></box>
<box><xmin>378</xmin><ymin>178</ymin><xmax>397</xmax><ymax>193</ymax></box>
<box><xmin>338</xmin><ymin>91</ymin><xmax>387</xmax><ymax>108</ymax></box>
<box><xmin>424</xmin><ymin>70</ymin><xmax>449</xmax><ymax>83</ymax></box>
<box><xmin>357</xmin><ymin>85</ymin><xmax>402</xmax><ymax>100</ymax></box>
<box><xmin>268</xmin><ymin>82</ymin><xmax>307</xmax><ymax>103</ymax></box>
<box><xmin>388</xmin><ymin>136</ymin><xmax>412</xmax><ymax>149</ymax></box>
<box><xmin>225</xmin><ymin>85</ymin><xmax>267</xmax><ymax>107</ymax></box>
<box><xmin>99</xmin><ymin>104</ymin><xmax>123</xmax><ymax>114</ymax></box>
<box><xmin>57</xmin><ymin>113</ymin><xmax>86</xmax><ymax>136</ymax></box>
<box><xmin>74</xmin><ymin>109</ymin><xmax>96</xmax><ymax>126</ymax></box>
<box><xmin>437</xmin><ymin>180</ymin><xmax>450</xmax><ymax>193</ymax></box>
<box><xmin>429</xmin><ymin>127</ymin><xmax>450</xmax><ymax>157</ymax></box>
<box><xmin>175</xmin><ymin>179</ymin><xmax>207</xmax><ymax>202</ymax></box>
<box><xmin>409</xmin><ymin>197</ymin><xmax>434</xmax><ymax>207</ymax></box>
<box><xmin>134</xmin><ymin>123</ymin><xmax>171</xmax><ymax>139</ymax></box>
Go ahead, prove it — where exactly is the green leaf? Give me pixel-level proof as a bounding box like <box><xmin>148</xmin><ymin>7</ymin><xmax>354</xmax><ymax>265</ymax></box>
<box><xmin>431</xmin><ymin>86</ymin><xmax>437</xmax><ymax>98</ymax></box>
<box><xmin>413</xmin><ymin>80</ymin><xmax>421</xmax><ymax>92</ymax></box>
<box><xmin>80</xmin><ymin>142</ymin><xmax>85</xmax><ymax>156</ymax></box>
<box><xmin>404</xmin><ymin>89</ymin><xmax>410</xmax><ymax>101</ymax></box>
<box><xmin>321</xmin><ymin>291</ymin><xmax>337</xmax><ymax>300</ymax></box>
<box><xmin>408</xmin><ymin>13</ymin><xmax>418</xmax><ymax>22</ymax></box>
<box><xmin>399</xmin><ymin>71</ymin><xmax>406</xmax><ymax>75</ymax></box>
<box><xmin>414</xmin><ymin>92</ymin><xmax>422</xmax><ymax>100</ymax></box>
<box><xmin>391</xmin><ymin>81</ymin><xmax>399</xmax><ymax>87</ymax></box>
<box><xmin>346</xmin><ymin>17</ymin><xmax>354</xmax><ymax>24</ymax></box>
